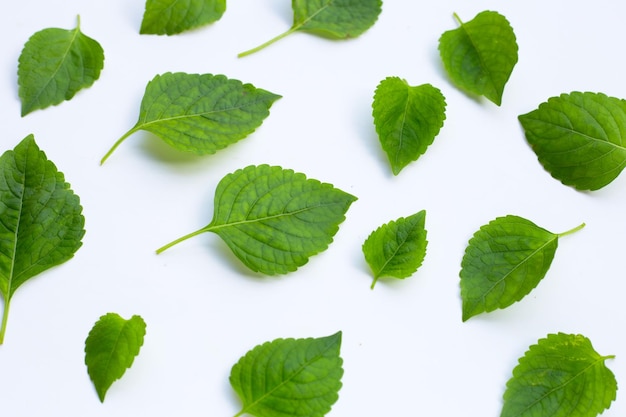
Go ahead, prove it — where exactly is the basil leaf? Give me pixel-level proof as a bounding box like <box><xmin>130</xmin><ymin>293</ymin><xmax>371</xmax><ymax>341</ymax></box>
<box><xmin>438</xmin><ymin>10</ymin><xmax>518</xmax><ymax>106</ymax></box>
<box><xmin>502</xmin><ymin>333</ymin><xmax>617</xmax><ymax>417</ymax></box>
<box><xmin>372</xmin><ymin>77</ymin><xmax>446</xmax><ymax>175</ymax></box>
<box><xmin>0</xmin><ymin>135</ymin><xmax>85</xmax><ymax>344</ymax></box>
<box><xmin>238</xmin><ymin>0</ymin><xmax>382</xmax><ymax>57</ymax></box>
<box><xmin>156</xmin><ymin>165</ymin><xmax>357</xmax><ymax>275</ymax></box>
<box><xmin>519</xmin><ymin>91</ymin><xmax>626</xmax><ymax>191</ymax></box>
<box><xmin>460</xmin><ymin>215</ymin><xmax>584</xmax><ymax>321</ymax></box>
<box><xmin>230</xmin><ymin>332</ymin><xmax>343</xmax><ymax>417</ymax></box>
<box><xmin>140</xmin><ymin>0</ymin><xmax>226</xmax><ymax>35</ymax></box>
<box><xmin>17</xmin><ymin>16</ymin><xmax>104</xmax><ymax>116</ymax></box>
<box><xmin>101</xmin><ymin>72</ymin><xmax>281</xmax><ymax>164</ymax></box>
<box><xmin>84</xmin><ymin>313</ymin><xmax>147</xmax><ymax>402</ymax></box>
<box><xmin>362</xmin><ymin>210</ymin><xmax>428</xmax><ymax>289</ymax></box>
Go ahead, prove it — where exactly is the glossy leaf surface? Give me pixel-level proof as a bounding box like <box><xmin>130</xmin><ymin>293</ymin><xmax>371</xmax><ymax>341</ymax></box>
<box><xmin>140</xmin><ymin>0</ymin><xmax>226</xmax><ymax>35</ymax></box>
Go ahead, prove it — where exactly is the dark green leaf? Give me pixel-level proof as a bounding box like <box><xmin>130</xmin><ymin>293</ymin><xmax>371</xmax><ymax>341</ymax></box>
<box><xmin>140</xmin><ymin>0</ymin><xmax>226</xmax><ymax>35</ymax></box>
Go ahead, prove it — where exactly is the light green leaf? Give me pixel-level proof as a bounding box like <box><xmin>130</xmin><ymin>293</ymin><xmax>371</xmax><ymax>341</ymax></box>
<box><xmin>0</xmin><ymin>135</ymin><xmax>85</xmax><ymax>344</ymax></box>
<box><xmin>363</xmin><ymin>210</ymin><xmax>427</xmax><ymax>289</ymax></box>
<box><xmin>372</xmin><ymin>77</ymin><xmax>446</xmax><ymax>175</ymax></box>
<box><xmin>84</xmin><ymin>313</ymin><xmax>147</xmax><ymax>402</ymax></box>
<box><xmin>501</xmin><ymin>333</ymin><xmax>617</xmax><ymax>417</ymax></box>
<box><xmin>438</xmin><ymin>10</ymin><xmax>518</xmax><ymax>106</ymax></box>
<box><xmin>18</xmin><ymin>16</ymin><xmax>104</xmax><ymax>116</ymax></box>
<box><xmin>238</xmin><ymin>0</ymin><xmax>382</xmax><ymax>57</ymax></box>
<box><xmin>156</xmin><ymin>165</ymin><xmax>357</xmax><ymax>275</ymax></box>
<box><xmin>460</xmin><ymin>215</ymin><xmax>584</xmax><ymax>321</ymax></box>
<box><xmin>519</xmin><ymin>92</ymin><xmax>626</xmax><ymax>191</ymax></box>
<box><xmin>101</xmin><ymin>72</ymin><xmax>281</xmax><ymax>164</ymax></box>
<box><xmin>140</xmin><ymin>0</ymin><xmax>226</xmax><ymax>35</ymax></box>
<box><xmin>230</xmin><ymin>331</ymin><xmax>343</xmax><ymax>417</ymax></box>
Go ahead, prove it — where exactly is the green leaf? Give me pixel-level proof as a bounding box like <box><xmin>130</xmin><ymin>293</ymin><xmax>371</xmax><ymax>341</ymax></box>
<box><xmin>438</xmin><ymin>10</ymin><xmax>518</xmax><ymax>106</ymax></box>
<box><xmin>230</xmin><ymin>331</ymin><xmax>343</xmax><ymax>417</ymax></box>
<box><xmin>140</xmin><ymin>0</ymin><xmax>226</xmax><ymax>35</ymax></box>
<box><xmin>372</xmin><ymin>78</ymin><xmax>446</xmax><ymax>174</ymax></box>
<box><xmin>238</xmin><ymin>0</ymin><xmax>382</xmax><ymax>58</ymax></box>
<box><xmin>156</xmin><ymin>165</ymin><xmax>357</xmax><ymax>275</ymax></box>
<box><xmin>519</xmin><ymin>92</ymin><xmax>626</xmax><ymax>191</ymax></box>
<box><xmin>0</xmin><ymin>135</ymin><xmax>85</xmax><ymax>344</ymax></box>
<box><xmin>501</xmin><ymin>333</ymin><xmax>617</xmax><ymax>417</ymax></box>
<box><xmin>101</xmin><ymin>72</ymin><xmax>281</xmax><ymax>164</ymax></box>
<box><xmin>84</xmin><ymin>313</ymin><xmax>147</xmax><ymax>402</ymax></box>
<box><xmin>18</xmin><ymin>16</ymin><xmax>104</xmax><ymax>116</ymax></box>
<box><xmin>460</xmin><ymin>215</ymin><xmax>584</xmax><ymax>321</ymax></box>
<box><xmin>362</xmin><ymin>210</ymin><xmax>428</xmax><ymax>289</ymax></box>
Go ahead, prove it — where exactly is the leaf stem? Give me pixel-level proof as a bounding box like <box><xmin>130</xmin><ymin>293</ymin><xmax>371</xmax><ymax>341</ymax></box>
<box><xmin>370</xmin><ymin>277</ymin><xmax>379</xmax><ymax>290</ymax></box>
<box><xmin>238</xmin><ymin>26</ymin><xmax>298</xmax><ymax>58</ymax></box>
<box><xmin>0</xmin><ymin>297</ymin><xmax>11</xmax><ymax>345</ymax></box>
<box><xmin>452</xmin><ymin>12</ymin><xmax>464</xmax><ymax>26</ymax></box>
<box><xmin>557</xmin><ymin>222</ymin><xmax>586</xmax><ymax>238</ymax></box>
<box><xmin>100</xmin><ymin>128</ymin><xmax>136</xmax><ymax>165</ymax></box>
<box><xmin>155</xmin><ymin>228</ymin><xmax>207</xmax><ymax>254</ymax></box>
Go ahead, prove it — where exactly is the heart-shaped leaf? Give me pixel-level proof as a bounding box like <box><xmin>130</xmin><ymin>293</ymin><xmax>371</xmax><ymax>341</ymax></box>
<box><xmin>140</xmin><ymin>0</ymin><xmax>226</xmax><ymax>35</ymax></box>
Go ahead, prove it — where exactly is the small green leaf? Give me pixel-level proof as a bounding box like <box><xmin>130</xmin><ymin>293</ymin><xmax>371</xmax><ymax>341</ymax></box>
<box><xmin>18</xmin><ymin>16</ymin><xmax>104</xmax><ymax>116</ymax></box>
<box><xmin>519</xmin><ymin>91</ymin><xmax>626</xmax><ymax>191</ymax></box>
<box><xmin>438</xmin><ymin>10</ymin><xmax>518</xmax><ymax>106</ymax></box>
<box><xmin>230</xmin><ymin>331</ymin><xmax>343</xmax><ymax>417</ymax></box>
<box><xmin>101</xmin><ymin>72</ymin><xmax>281</xmax><ymax>164</ymax></box>
<box><xmin>372</xmin><ymin>78</ymin><xmax>446</xmax><ymax>174</ymax></box>
<box><xmin>84</xmin><ymin>313</ymin><xmax>147</xmax><ymax>402</ymax></box>
<box><xmin>140</xmin><ymin>0</ymin><xmax>226</xmax><ymax>35</ymax></box>
<box><xmin>238</xmin><ymin>0</ymin><xmax>382</xmax><ymax>57</ymax></box>
<box><xmin>156</xmin><ymin>165</ymin><xmax>357</xmax><ymax>275</ymax></box>
<box><xmin>0</xmin><ymin>135</ymin><xmax>85</xmax><ymax>344</ymax></box>
<box><xmin>502</xmin><ymin>333</ymin><xmax>617</xmax><ymax>417</ymax></box>
<box><xmin>460</xmin><ymin>215</ymin><xmax>584</xmax><ymax>321</ymax></box>
<box><xmin>363</xmin><ymin>210</ymin><xmax>428</xmax><ymax>289</ymax></box>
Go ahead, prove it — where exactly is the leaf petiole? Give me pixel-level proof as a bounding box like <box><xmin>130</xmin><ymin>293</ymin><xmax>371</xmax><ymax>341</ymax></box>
<box><xmin>156</xmin><ymin>228</ymin><xmax>207</xmax><ymax>254</ymax></box>
<box><xmin>557</xmin><ymin>222</ymin><xmax>585</xmax><ymax>238</ymax></box>
<box><xmin>238</xmin><ymin>26</ymin><xmax>298</xmax><ymax>58</ymax></box>
<box><xmin>452</xmin><ymin>12</ymin><xmax>464</xmax><ymax>26</ymax></box>
<box><xmin>100</xmin><ymin>128</ymin><xmax>136</xmax><ymax>165</ymax></box>
<box><xmin>0</xmin><ymin>297</ymin><xmax>11</xmax><ymax>345</ymax></box>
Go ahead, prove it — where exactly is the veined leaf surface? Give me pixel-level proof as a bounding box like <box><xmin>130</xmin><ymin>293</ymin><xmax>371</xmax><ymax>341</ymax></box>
<box><xmin>501</xmin><ymin>333</ymin><xmax>617</xmax><ymax>417</ymax></box>
<box><xmin>238</xmin><ymin>0</ymin><xmax>382</xmax><ymax>57</ymax></box>
<box><xmin>230</xmin><ymin>332</ymin><xmax>343</xmax><ymax>417</ymax></box>
<box><xmin>363</xmin><ymin>210</ymin><xmax>428</xmax><ymax>289</ymax></box>
<box><xmin>101</xmin><ymin>73</ymin><xmax>281</xmax><ymax>164</ymax></box>
<box><xmin>438</xmin><ymin>10</ymin><xmax>518</xmax><ymax>105</ymax></box>
<box><xmin>18</xmin><ymin>16</ymin><xmax>104</xmax><ymax>116</ymax></box>
<box><xmin>372</xmin><ymin>78</ymin><xmax>446</xmax><ymax>175</ymax></box>
<box><xmin>156</xmin><ymin>165</ymin><xmax>357</xmax><ymax>275</ymax></box>
<box><xmin>140</xmin><ymin>0</ymin><xmax>226</xmax><ymax>35</ymax></box>
<box><xmin>0</xmin><ymin>135</ymin><xmax>85</xmax><ymax>343</ymax></box>
<box><xmin>519</xmin><ymin>91</ymin><xmax>626</xmax><ymax>191</ymax></box>
<box><xmin>84</xmin><ymin>313</ymin><xmax>147</xmax><ymax>402</ymax></box>
<box><xmin>460</xmin><ymin>215</ymin><xmax>584</xmax><ymax>321</ymax></box>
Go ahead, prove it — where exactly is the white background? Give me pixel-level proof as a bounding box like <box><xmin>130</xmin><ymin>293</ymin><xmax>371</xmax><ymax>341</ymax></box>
<box><xmin>1</xmin><ymin>1</ymin><xmax>625</xmax><ymax>416</ymax></box>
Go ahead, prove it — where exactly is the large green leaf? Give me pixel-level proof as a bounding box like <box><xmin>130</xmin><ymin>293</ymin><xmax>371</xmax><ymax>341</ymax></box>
<box><xmin>519</xmin><ymin>92</ymin><xmax>626</xmax><ymax>191</ymax></box>
<box><xmin>238</xmin><ymin>0</ymin><xmax>382</xmax><ymax>57</ymax></box>
<box><xmin>230</xmin><ymin>332</ymin><xmax>343</xmax><ymax>417</ymax></box>
<box><xmin>84</xmin><ymin>313</ymin><xmax>147</xmax><ymax>402</ymax></box>
<box><xmin>0</xmin><ymin>135</ymin><xmax>85</xmax><ymax>343</ymax></box>
<box><xmin>460</xmin><ymin>215</ymin><xmax>584</xmax><ymax>321</ymax></box>
<box><xmin>372</xmin><ymin>77</ymin><xmax>446</xmax><ymax>175</ymax></box>
<box><xmin>362</xmin><ymin>210</ymin><xmax>428</xmax><ymax>289</ymax></box>
<box><xmin>156</xmin><ymin>165</ymin><xmax>357</xmax><ymax>275</ymax></box>
<box><xmin>18</xmin><ymin>16</ymin><xmax>104</xmax><ymax>116</ymax></box>
<box><xmin>101</xmin><ymin>72</ymin><xmax>281</xmax><ymax>164</ymax></box>
<box><xmin>140</xmin><ymin>0</ymin><xmax>226</xmax><ymax>35</ymax></box>
<box><xmin>438</xmin><ymin>10</ymin><xmax>518</xmax><ymax>106</ymax></box>
<box><xmin>501</xmin><ymin>333</ymin><xmax>617</xmax><ymax>417</ymax></box>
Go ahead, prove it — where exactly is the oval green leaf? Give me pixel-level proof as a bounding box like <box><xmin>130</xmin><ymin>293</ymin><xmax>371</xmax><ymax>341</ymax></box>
<box><xmin>460</xmin><ymin>215</ymin><xmax>584</xmax><ymax>321</ymax></box>
<box><xmin>156</xmin><ymin>165</ymin><xmax>357</xmax><ymax>275</ymax></box>
<box><xmin>0</xmin><ymin>135</ymin><xmax>85</xmax><ymax>344</ymax></box>
<box><xmin>372</xmin><ymin>78</ymin><xmax>446</xmax><ymax>175</ymax></box>
<box><xmin>230</xmin><ymin>331</ymin><xmax>343</xmax><ymax>417</ymax></box>
<box><xmin>101</xmin><ymin>72</ymin><xmax>281</xmax><ymax>164</ymax></box>
<box><xmin>84</xmin><ymin>313</ymin><xmax>147</xmax><ymax>402</ymax></box>
<box><xmin>438</xmin><ymin>10</ymin><xmax>518</xmax><ymax>106</ymax></box>
<box><xmin>502</xmin><ymin>333</ymin><xmax>617</xmax><ymax>417</ymax></box>
<box><xmin>140</xmin><ymin>0</ymin><xmax>226</xmax><ymax>35</ymax></box>
<box><xmin>363</xmin><ymin>210</ymin><xmax>428</xmax><ymax>289</ymax></box>
<box><xmin>519</xmin><ymin>91</ymin><xmax>626</xmax><ymax>191</ymax></box>
<box><xmin>18</xmin><ymin>16</ymin><xmax>104</xmax><ymax>116</ymax></box>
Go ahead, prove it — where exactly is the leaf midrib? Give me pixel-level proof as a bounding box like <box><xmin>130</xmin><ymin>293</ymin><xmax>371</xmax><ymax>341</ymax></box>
<box><xmin>293</xmin><ymin>0</ymin><xmax>333</xmax><ymax>31</ymax></box>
